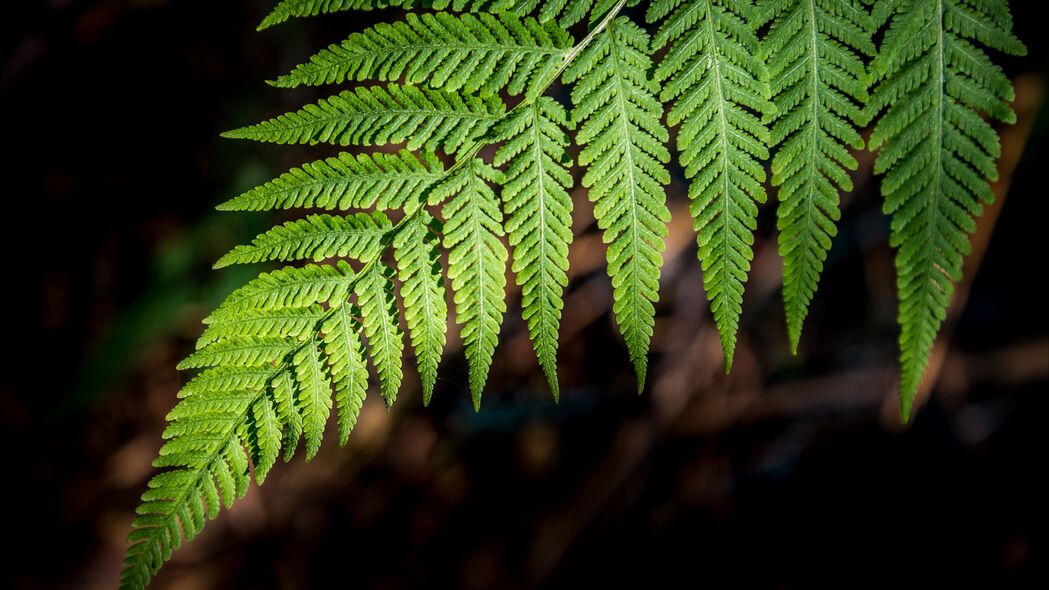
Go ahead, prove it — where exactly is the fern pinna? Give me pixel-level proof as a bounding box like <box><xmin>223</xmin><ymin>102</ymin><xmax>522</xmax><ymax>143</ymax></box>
<box><xmin>120</xmin><ymin>0</ymin><xmax>1025</xmax><ymax>587</ymax></box>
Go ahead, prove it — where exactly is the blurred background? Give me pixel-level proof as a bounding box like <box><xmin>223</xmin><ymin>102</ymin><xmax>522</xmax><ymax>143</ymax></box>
<box><xmin>3</xmin><ymin>1</ymin><xmax>1046</xmax><ymax>588</ymax></box>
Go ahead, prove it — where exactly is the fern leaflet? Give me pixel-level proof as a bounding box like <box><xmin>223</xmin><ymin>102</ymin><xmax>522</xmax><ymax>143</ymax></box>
<box><xmin>760</xmin><ymin>0</ymin><xmax>874</xmax><ymax>352</ymax></box>
<box><xmin>648</xmin><ymin>0</ymin><xmax>774</xmax><ymax>369</ymax></box>
<box><xmin>355</xmin><ymin>262</ymin><xmax>406</xmax><ymax>406</ymax></box>
<box><xmin>218</xmin><ymin>149</ymin><xmax>444</xmax><ymax>212</ymax></box>
<box><xmin>564</xmin><ymin>16</ymin><xmax>671</xmax><ymax>389</ymax></box>
<box><xmin>214</xmin><ymin>212</ymin><xmax>391</xmax><ymax>268</ymax></box>
<box><xmin>438</xmin><ymin>159</ymin><xmax>509</xmax><ymax>409</ymax></box>
<box><xmin>274</xmin><ymin>12</ymin><xmax>572</xmax><ymax>99</ymax></box>
<box><xmin>866</xmin><ymin>0</ymin><xmax>1025</xmax><ymax>419</ymax></box>
<box><xmin>393</xmin><ymin>211</ymin><xmax>448</xmax><ymax>403</ymax></box>
<box><xmin>221</xmin><ymin>84</ymin><xmax>504</xmax><ymax>155</ymax></box>
<box><xmin>492</xmin><ymin>97</ymin><xmax>574</xmax><ymax>398</ymax></box>
<box><xmin>320</xmin><ymin>304</ymin><xmax>370</xmax><ymax>444</ymax></box>
<box><xmin>256</xmin><ymin>0</ymin><xmax>518</xmax><ymax>31</ymax></box>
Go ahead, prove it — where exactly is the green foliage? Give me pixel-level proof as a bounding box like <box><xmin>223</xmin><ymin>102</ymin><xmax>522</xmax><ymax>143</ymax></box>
<box><xmin>866</xmin><ymin>0</ymin><xmax>1025</xmax><ymax>418</ymax></box>
<box><xmin>437</xmin><ymin>159</ymin><xmax>509</xmax><ymax>408</ymax></box>
<box><xmin>121</xmin><ymin>0</ymin><xmax>1026</xmax><ymax>587</ymax></box>
<box><xmin>213</xmin><ymin>212</ymin><xmax>391</xmax><ymax>268</ymax></box>
<box><xmin>393</xmin><ymin>211</ymin><xmax>448</xmax><ymax>403</ymax></box>
<box><xmin>649</xmin><ymin>0</ymin><xmax>774</xmax><ymax>369</ymax></box>
<box><xmin>274</xmin><ymin>12</ymin><xmax>572</xmax><ymax>99</ymax></box>
<box><xmin>760</xmin><ymin>0</ymin><xmax>874</xmax><ymax>352</ymax></box>
<box><xmin>221</xmin><ymin>84</ymin><xmax>504</xmax><ymax>155</ymax></box>
<box><xmin>218</xmin><ymin>149</ymin><xmax>444</xmax><ymax>212</ymax></box>
<box><xmin>564</xmin><ymin>16</ymin><xmax>670</xmax><ymax>389</ymax></box>
<box><xmin>492</xmin><ymin>98</ymin><xmax>574</xmax><ymax>398</ymax></box>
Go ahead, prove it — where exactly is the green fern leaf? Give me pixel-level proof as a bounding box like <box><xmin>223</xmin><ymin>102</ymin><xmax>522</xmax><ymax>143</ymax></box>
<box><xmin>198</xmin><ymin>305</ymin><xmax>327</xmax><ymax>348</ymax></box>
<box><xmin>178</xmin><ymin>366</ymin><xmax>278</xmax><ymax>398</ymax></box>
<box><xmin>256</xmin><ymin>0</ymin><xmax>519</xmax><ymax>31</ymax></box>
<box><xmin>564</xmin><ymin>16</ymin><xmax>670</xmax><ymax>390</ymax></box>
<box><xmin>218</xmin><ymin>150</ymin><xmax>444</xmax><ymax>212</ymax></box>
<box><xmin>321</xmin><ymin>304</ymin><xmax>370</xmax><ymax>444</ymax></box>
<box><xmin>274</xmin><ymin>12</ymin><xmax>571</xmax><ymax>99</ymax></box>
<box><xmin>247</xmin><ymin>392</ymin><xmax>283</xmax><ymax>483</ymax></box>
<box><xmin>209</xmin><ymin>261</ymin><xmax>356</xmax><ymax>320</ymax></box>
<box><xmin>259</xmin><ymin>0</ymin><xmax>411</xmax><ymax>30</ymax></box>
<box><xmin>492</xmin><ymin>97</ymin><xmax>573</xmax><ymax>398</ymax></box>
<box><xmin>760</xmin><ymin>0</ymin><xmax>874</xmax><ymax>352</ymax></box>
<box><xmin>393</xmin><ymin>210</ymin><xmax>448</xmax><ymax>404</ymax></box>
<box><xmin>177</xmin><ymin>336</ymin><xmax>297</xmax><ymax>370</ymax></box>
<box><xmin>866</xmin><ymin>0</ymin><xmax>1024</xmax><ymax>419</ymax></box>
<box><xmin>355</xmin><ymin>262</ymin><xmax>405</xmax><ymax>406</ymax></box>
<box><xmin>121</xmin><ymin>385</ymin><xmax>259</xmax><ymax>589</ymax></box>
<box><xmin>222</xmin><ymin>84</ymin><xmax>505</xmax><ymax>155</ymax></box>
<box><xmin>438</xmin><ymin>159</ymin><xmax>508</xmax><ymax>408</ymax></box>
<box><xmin>273</xmin><ymin>369</ymin><xmax>304</xmax><ymax>460</ymax></box>
<box><xmin>648</xmin><ymin>0</ymin><xmax>774</xmax><ymax>369</ymax></box>
<box><xmin>292</xmin><ymin>335</ymin><xmax>334</xmax><ymax>459</ymax></box>
<box><xmin>214</xmin><ymin>212</ymin><xmax>391</xmax><ymax>268</ymax></box>
<box><xmin>534</xmin><ymin>0</ymin><xmax>626</xmax><ymax>27</ymax></box>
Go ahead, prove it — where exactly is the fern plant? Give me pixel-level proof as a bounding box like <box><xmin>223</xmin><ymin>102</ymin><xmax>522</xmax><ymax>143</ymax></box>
<box><xmin>120</xmin><ymin>0</ymin><xmax>1025</xmax><ymax>587</ymax></box>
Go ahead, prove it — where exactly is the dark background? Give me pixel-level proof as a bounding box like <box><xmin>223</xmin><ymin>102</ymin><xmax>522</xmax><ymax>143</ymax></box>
<box><xmin>3</xmin><ymin>1</ymin><xmax>1046</xmax><ymax>588</ymax></box>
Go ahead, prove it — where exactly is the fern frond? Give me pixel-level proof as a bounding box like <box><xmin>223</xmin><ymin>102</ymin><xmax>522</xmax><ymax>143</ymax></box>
<box><xmin>209</xmin><ymin>261</ymin><xmax>356</xmax><ymax>320</ymax></box>
<box><xmin>492</xmin><ymin>97</ymin><xmax>573</xmax><ymax>398</ymax></box>
<box><xmin>214</xmin><ymin>212</ymin><xmax>391</xmax><ymax>268</ymax></box>
<box><xmin>393</xmin><ymin>210</ymin><xmax>448</xmax><ymax>403</ymax></box>
<box><xmin>222</xmin><ymin>84</ymin><xmax>505</xmax><ymax>155</ymax></box>
<box><xmin>355</xmin><ymin>262</ymin><xmax>406</xmax><ymax>406</ymax></box>
<box><xmin>760</xmin><ymin>0</ymin><xmax>874</xmax><ymax>352</ymax></box>
<box><xmin>321</xmin><ymin>304</ymin><xmax>370</xmax><ymax>444</ymax></box>
<box><xmin>275</xmin><ymin>12</ymin><xmax>571</xmax><ymax>99</ymax></box>
<box><xmin>218</xmin><ymin>150</ymin><xmax>444</xmax><ymax>212</ymax></box>
<box><xmin>649</xmin><ymin>0</ymin><xmax>774</xmax><ymax>369</ymax></box>
<box><xmin>866</xmin><ymin>0</ymin><xmax>1024</xmax><ymax>419</ymax></box>
<box><xmin>564</xmin><ymin>16</ymin><xmax>670</xmax><ymax>390</ymax></box>
<box><xmin>437</xmin><ymin>159</ymin><xmax>508</xmax><ymax>409</ymax></box>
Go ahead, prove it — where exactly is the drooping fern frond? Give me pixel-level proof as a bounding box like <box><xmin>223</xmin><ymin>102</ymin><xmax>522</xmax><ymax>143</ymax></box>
<box><xmin>760</xmin><ymin>0</ymin><xmax>874</xmax><ymax>352</ymax></box>
<box><xmin>649</xmin><ymin>0</ymin><xmax>774</xmax><ymax>370</ymax></box>
<box><xmin>274</xmin><ymin>12</ymin><xmax>572</xmax><ymax>99</ymax></box>
<box><xmin>866</xmin><ymin>0</ymin><xmax>1025</xmax><ymax>419</ymax></box>
<box><xmin>222</xmin><ymin>84</ymin><xmax>504</xmax><ymax>155</ymax></box>
<box><xmin>218</xmin><ymin>149</ymin><xmax>444</xmax><ymax>212</ymax></box>
<box><xmin>564</xmin><ymin>16</ymin><xmax>671</xmax><ymax>389</ymax></box>
<box><xmin>122</xmin><ymin>1</ymin><xmax>1029</xmax><ymax>586</ymax></box>
<box><xmin>437</xmin><ymin>159</ymin><xmax>508</xmax><ymax>409</ymax></box>
<box><xmin>492</xmin><ymin>97</ymin><xmax>573</xmax><ymax>397</ymax></box>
